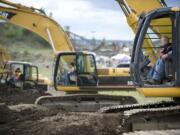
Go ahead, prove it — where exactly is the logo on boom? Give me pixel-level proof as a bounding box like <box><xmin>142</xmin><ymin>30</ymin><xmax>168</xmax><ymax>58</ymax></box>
<box><xmin>0</xmin><ymin>11</ymin><xmax>16</xmax><ymax>19</ymax></box>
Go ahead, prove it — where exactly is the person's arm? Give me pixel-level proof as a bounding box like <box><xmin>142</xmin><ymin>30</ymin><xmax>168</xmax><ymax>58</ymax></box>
<box><xmin>161</xmin><ymin>50</ymin><xmax>172</xmax><ymax>59</ymax></box>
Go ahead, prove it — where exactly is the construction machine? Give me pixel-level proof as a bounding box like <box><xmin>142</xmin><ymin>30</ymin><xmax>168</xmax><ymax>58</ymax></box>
<box><xmin>0</xmin><ymin>61</ymin><xmax>38</xmax><ymax>89</ymax></box>
<box><xmin>0</xmin><ymin>61</ymin><xmax>49</xmax><ymax>91</ymax></box>
<box><xmin>100</xmin><ymin>6</ymin><xmax>180</xmax><ymax>133</ymax></box>
<box><xmin>0</xmin><ymin>44</ymin><xmax>50</xmax><ymax>90</ymax></box>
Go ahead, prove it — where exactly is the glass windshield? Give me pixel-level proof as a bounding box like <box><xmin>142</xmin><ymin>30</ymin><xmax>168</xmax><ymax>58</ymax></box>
<box><xmin>25</xmin><ymin>66</ymin><xmax>38</xmax><ymax>81</ymax></box>
<box><xmin>77</xmin><ymin>54</ymin><xmax>96</xmax><ymax>74</ymax></box>
<box><xmin>164</xmin><ymin>0</ymin><xmax>180</xmax><ymax>7</ymax></box>
<box><xmin>55</xmin><ymin>53</ymin><xmax>97</xmax><ymax>87</ymax></box>
<box><xmin>56</xmin><ymin>54</ymin><xmax>77</xmax><ymax>86</ymax></box>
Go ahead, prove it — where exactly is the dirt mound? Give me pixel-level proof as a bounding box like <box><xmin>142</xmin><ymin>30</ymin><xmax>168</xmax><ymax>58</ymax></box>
<box><xmin>0</xmin><ymin>88</ymin><xmax>123</xmax><ymax>135</ymax></box>
<box><xmin>0</xmin><ymin>88</ymin><xmax>46</xmax><ymax>105</ymax></box>
<box><xmin>0</xmin><ymin>104</ymin><xmax>122</xmax><ymax>135</ymax></box>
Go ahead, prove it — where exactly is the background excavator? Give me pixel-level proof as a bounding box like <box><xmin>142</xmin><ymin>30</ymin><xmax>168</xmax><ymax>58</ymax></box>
<box><xmin>0</xmin><ymin>42</ymin><xmax>50</xmax><ymax>90</ymax></box>
<box><xmin>0</xmin><ymin>46</ymin><xmax>49</xmax><ymax>90</ymax></box>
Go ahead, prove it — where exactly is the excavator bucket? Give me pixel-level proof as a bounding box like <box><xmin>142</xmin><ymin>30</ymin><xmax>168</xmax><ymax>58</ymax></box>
<box><xmin>35</xmin><ymin>94</ymin><xmax>137</xmax><ymax>112</ymax></box>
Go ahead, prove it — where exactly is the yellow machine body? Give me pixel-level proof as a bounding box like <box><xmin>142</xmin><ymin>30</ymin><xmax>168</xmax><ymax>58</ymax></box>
<box><xmin>97</xmin><ymin>68</ymin><xmax>129</xmax><ymax>77</ymax></box>
<box><xmin>138</xmin><ymin>87</ymin><xmax>180</xmax><ymax>97</ymax></box>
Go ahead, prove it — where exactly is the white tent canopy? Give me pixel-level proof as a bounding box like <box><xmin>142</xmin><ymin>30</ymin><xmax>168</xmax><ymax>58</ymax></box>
<box><xmin>111</xmin><ymin>54</ymin><xmax>131</xmax><ymax>66</ymax></box>
<box><xmin>96</xmin><ymin>55</ymin><xmax>110</xmax><ymax>68</ymax></box>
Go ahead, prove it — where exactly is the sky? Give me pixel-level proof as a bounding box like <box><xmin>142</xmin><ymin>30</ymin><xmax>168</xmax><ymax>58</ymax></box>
<box><xmin>6</xmin><ymin>0</ymin><xmax>180</xmax><ymax>40</ymax></box>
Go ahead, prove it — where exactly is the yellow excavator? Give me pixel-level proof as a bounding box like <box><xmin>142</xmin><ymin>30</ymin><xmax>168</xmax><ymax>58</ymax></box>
<box><xmin>0</xmin><ymin>47</ymin><xmax>49</xmax><ymax>91</ymax></box>
<box><xmin>0</xmin><ymin>60</ymin><xmax>50</xmax><ymax>91</ymax></box>
<box><xmin>99</xmin><ymin>3</ymin><xmax>180</xmax><ymax>133</ymax></box>
<box><xmin>0</xmin><ymin>45</ymin><xmax>49</xmax><ymax>90</ymax></box>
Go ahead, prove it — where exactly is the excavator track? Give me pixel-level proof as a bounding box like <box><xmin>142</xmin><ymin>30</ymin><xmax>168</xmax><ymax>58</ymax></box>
<box><xmin>35</xmin><ymin>94</ymin><xmax>137</xmax><ymax>112</ymax></box>
<box><xmin>99</xmin><ymin>101</ymin><xmax>177</xmax><ymax>113</ymax></box>
<box><xmin>100</xmin><ymin>101</ymin><xmax>180</xmax><ymax>133</ymax></box>
<box><xmin>123</xmin><ymin>129</ymin><xmax>180</xmax><ymax>135</ymax></box>
<box><xmin>121</xmin><ymin>105</ymin><xmax>180</xmax><ymax>132</ymax></box>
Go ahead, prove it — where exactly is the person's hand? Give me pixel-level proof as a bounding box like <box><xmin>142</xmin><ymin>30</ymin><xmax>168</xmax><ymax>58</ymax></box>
<box><xmin>161</xmin><ymin>54</ymin><xmax>168</xmax><ymax>59</ymax></box>
<box><xmin>148</xmin><ymin>63</ymin><xmax>154</xmax><ymax>67</ymax></box>
<box><xmin>159</xmin><ymin>52</ymin><xmax>164</xmax><ymax>57</ymax></box>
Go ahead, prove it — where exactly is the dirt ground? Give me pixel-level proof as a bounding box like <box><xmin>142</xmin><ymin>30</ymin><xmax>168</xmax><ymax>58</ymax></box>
<box><xmin>0</xmin><ymin>87</ymin><xmax>44</xmax><ymax>105</ymax></box>
<box><xmin>0</xmin><ymin>88</ymin><xmax>123</xmax><ymax>135</ymax></box>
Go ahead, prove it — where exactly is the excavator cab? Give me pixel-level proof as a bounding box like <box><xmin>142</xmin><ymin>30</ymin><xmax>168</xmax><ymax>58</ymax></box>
<box><xmin>54</xmin><ymin>52</ymin><xmax>98</xmax><ymax>91</ymax></box>
<box><xmin>0</xmin><ymin>61</ymin><xmax>38</xmax><ymax>89</ymax></box>
<box><xmin>131</xmin><ymin>7</ymin><xmax>180</xmax><ymax>97</ymax></box>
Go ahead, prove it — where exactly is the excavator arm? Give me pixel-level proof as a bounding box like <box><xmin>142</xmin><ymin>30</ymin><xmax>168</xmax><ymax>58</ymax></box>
<box><xmin>0</xmin><ymin>0</ymin><xmax>74</xmax><ymax>53</ymax></box>
<box><xmin>116</xmin><ymin>0</ymin><xmax>167</xmax><ymax>63</ymax></box>
<box><xmin>116</xmin><ymin>0</ymin><xmax>165</xmax><ymax>32</ymax></box>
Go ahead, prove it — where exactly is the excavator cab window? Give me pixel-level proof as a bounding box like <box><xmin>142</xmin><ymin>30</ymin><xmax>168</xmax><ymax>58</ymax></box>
<box><xmin>76</xmin><ymin>53</ymin><xmax>98</xmax><ymax>86</ymax></box>
<box><xmin>55</xmin><ymin>54</ymin><xmax>77</xmax><ymax>86</ymax></box>
<box><xmin>24</xmin><ymin>65</ymin><xmax>38</xmax><ymax>82</ymax></box>
<box><xmin>54</xmin><ymin>52</ymin><xmax>98</xmax><ymax>89</ymax></box>
<box><xmin>0</xmin><ymin>63</ymin><xmax>10</xmax><ymax>84</ymax></box>
<box><xmin>3</xmin><ymin>63</ymin><xmax>24</xmax><ymax>88</ymax></box>
<box><xmin>132</xmin><ymin>10</ymin><xmax>177</xmax><ymax>87</ymax></box>
<box><xmin>0</xmin><ymin>62</ymin><xmax>38</xmax><ymax>88</ymax></box>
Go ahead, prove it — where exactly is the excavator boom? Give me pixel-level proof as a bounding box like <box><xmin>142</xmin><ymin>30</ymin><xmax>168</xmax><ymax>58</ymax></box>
<box><xmin>116</xmin><ymin>0</ymin><xmax>166</xmax><ymax>63</ymax></box>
